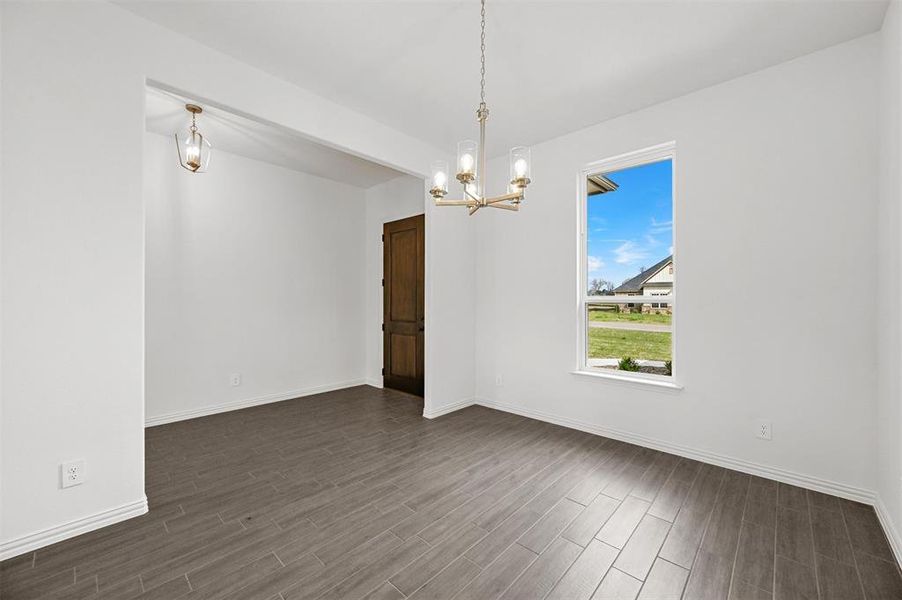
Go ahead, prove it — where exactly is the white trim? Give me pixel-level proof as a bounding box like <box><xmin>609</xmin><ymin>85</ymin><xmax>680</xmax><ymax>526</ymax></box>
<box><xmin>0</xmin><ymin>497</ymin><xmax>148</xmax><ymax>561</ymax></box>
<box><xmin>577</xmin><ymin>142</ymin><xmax>678</xmax><ymax>385</ymax></box>
<box><xmin>366</xmin><ymin>378</ymin><xmax>384</xmax><ymax>389</ymax></box>
<box><xmin>144</xmin><ymin>379</ymin><xmax>366</xmax><ymax>427</ymax></box>
<box><xmin>571</xmin><ymin>369</ymin><xmax>683</xmax><ymax>391</ymax></box>
<box><xmin>475</xmin><ymin>397</ymin><xmax>875</xmax><ymax>504</ymax></box>
<box><xmin>422</xmin><ymin>398</ymin><xmax>476</xmax><ymax>419</ymax></box>
<box><xmin>874</xmin><ymin>496</ymin><xmax>902</xmax><ymax>567</ymax></box>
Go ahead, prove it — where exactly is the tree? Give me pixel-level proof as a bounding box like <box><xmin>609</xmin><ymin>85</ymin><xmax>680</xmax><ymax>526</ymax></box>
<box><xmin>588</xmin><ymin>278</ymin><xmax>614</xmax><ymax>296</ymax></box>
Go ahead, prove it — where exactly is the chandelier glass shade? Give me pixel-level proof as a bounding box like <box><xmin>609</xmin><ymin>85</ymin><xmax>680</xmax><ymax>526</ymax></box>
<box><xmin>429</xmin><ymin>0</ymin><xmax>532</xmax><ymax>215</ymax></box>
<box><xmin>175</xmin><ymin>103</ymin><xmax>212</xmax><ymax>173</ymax></box>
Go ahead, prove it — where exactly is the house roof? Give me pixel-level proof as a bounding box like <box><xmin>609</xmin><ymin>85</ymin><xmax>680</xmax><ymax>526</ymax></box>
<box><xmin>588</xmin><ymin>174</ymin><xmax>619</xmax><ymax>196</ymax></box>
<box><xmin>613</xmin><ymin>255</ymin><xmax>673</xmax><ymax>293</ymax></box>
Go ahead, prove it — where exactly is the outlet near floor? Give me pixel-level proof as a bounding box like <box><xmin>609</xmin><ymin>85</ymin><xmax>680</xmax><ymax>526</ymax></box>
<box><xmin>61</xmin><ymin>459</ymin><xmax>86</xmax><ymax>488</ymax></box>
<box><xmin>756</xmin><ymin>420</ymin><xmax>773</xmax><ymax>440</ymax></box>
<box><xmin>230</xmin><ymin>373</ymin><xmax>242</xmax><ymax>387</ymax></box>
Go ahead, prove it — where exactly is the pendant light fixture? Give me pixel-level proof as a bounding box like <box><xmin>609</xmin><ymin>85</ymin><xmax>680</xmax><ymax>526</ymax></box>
<box><xmin>175</xmin><ymin>103</ymin><xmax>212</xmax><ymax>173</ymax></box>
<box><xmin>429</xmin><ymin>0</ymin><xmax>531</xmax><ymax>215</ymax></box>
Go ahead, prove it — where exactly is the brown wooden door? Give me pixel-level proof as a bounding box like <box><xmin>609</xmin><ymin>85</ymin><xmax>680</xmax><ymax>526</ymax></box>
<box><xmin>383</xmin><ymin>214</ymin><xmax>425</xmax><ymax>396</ymax></box>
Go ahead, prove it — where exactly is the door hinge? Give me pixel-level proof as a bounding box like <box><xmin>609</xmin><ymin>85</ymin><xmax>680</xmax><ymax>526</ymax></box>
<box><xmin>381</xmin><ymin>323</ymin><xmax>384</xmax><ymax>331</ymax></box>
<box><xmin>381</xmin><ymin>278</ymin><xmax>384</xmax><ymax>287</ymax></box>
<box><xmin>381</xmin><ymin>367</ymin><xmax>385</xmax><ymax>376</ymax></box>
<box><xmin>381</xmin><ymin>234</ymin><xmax>384</xmax><ymax>242</ymax></box>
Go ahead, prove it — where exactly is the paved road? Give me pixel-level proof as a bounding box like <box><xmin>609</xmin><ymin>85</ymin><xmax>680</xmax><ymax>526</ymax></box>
<box><xmin>588</xmin><ymin>321</ymin><xmax>672</xmax><ymax>333</ymax></box>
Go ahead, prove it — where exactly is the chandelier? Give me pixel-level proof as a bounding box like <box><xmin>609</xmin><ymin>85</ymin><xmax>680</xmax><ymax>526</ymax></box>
<box><xmin>428</xmin><ymin>0</ymin><xmax>532</xmax><ymax>215</ymax></box>
<box><xmin>175</xmin><ymin>103</ymin><xmax>212</xmax><ymax>173</ymax></box>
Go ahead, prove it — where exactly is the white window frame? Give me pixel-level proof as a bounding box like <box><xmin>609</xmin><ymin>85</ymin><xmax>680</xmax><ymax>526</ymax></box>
<box><xmin>574</xmin><ymin>141</ymin><xmax>682</xmax><ymax>390</ymax></box>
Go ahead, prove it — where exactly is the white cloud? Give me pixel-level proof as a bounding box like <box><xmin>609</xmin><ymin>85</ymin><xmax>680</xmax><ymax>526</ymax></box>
<box><xmin>614</xmin><ymin>241</ymin><xmax>650</xmax><ymax>265</ymax></box>
<box><xmin>649</xmin><ymin>217</ymin><xmax>673</xmax><ymax>234</ymax></box>
<box><xmin>587</xmin><ymin>255</ymin><xmax>605</xmax><ymax>274</ymax></box>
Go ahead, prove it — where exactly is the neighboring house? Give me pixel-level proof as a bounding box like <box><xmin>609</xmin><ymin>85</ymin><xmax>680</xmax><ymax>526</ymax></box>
<box><xmin>613</xmin><ymin>255</ymin><xmax>673</xmax><ymax>312</ymax></box>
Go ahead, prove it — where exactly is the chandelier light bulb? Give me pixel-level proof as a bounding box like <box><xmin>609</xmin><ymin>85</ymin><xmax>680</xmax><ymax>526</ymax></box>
<box><xmin>186</xmin><ymin>139</ymin><xmax>201</xmax><ymax>168</ymax></box>
<box><xmin>460</xmin><ymin>153</ymin><xmax>474</xmax><ymax>173</ymax></box>
<box><xmin>514</xmin><ymin>158</ymin><xmax>528</xmax><ymax>179</ymax></box>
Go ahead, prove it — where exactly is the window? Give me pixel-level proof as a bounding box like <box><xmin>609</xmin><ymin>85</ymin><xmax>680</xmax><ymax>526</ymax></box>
<box><xmin>578</xmin><ymin>143</ymin><xmax>675</xmax><ymax>383</ymax></box>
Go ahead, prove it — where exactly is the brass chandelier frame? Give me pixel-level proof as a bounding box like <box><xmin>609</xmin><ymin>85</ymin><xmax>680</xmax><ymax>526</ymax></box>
<box><xmin>429</xmin><ymin>0</ymin><xmax>531</xmax><ymax>216</ymax></box>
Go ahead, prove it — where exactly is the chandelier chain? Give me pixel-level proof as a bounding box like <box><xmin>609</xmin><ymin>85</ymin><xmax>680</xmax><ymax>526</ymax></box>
<box><xmin>479</xmin><ymin>0</ymin><xmax>486</xmax><ymax>107</ymax></box>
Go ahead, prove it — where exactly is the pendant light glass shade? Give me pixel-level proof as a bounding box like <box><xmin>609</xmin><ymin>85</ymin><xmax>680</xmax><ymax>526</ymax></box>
<box><xmin>456</xmin><ymin>140</ymin><xmax>477</xmax><ymax>182</ymax></box>
<box><xmin>175</xmin><ymin>104</ymin><xmax>212</xmax><ymax>173</ymax></box>
<box><xmin>430</xmin><ymin>160</ymin><xmax>449</xmax><ymax>198</ymax></box>
<box><xmin>509</xmin><ymin>146</ymin><xmax>531</xmax><ymax>187</ymax></box>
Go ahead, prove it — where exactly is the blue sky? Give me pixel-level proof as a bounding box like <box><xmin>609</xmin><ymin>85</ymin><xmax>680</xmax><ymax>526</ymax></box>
<box><xmin>587</xmin><ymin>159</ymin><xmax>673</xmax><ymax>287</ymax></box>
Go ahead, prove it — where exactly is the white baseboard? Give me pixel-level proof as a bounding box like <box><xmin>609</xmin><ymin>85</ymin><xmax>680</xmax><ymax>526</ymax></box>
<box><xmin>365</xmin><ymin>378</ymin><xmax>384</xmax><ymax>389</ymax></box>
<box><xmin>145</xmin><ymin>379</ymin><xmax>367</xmax><ymax>427</ymax></box>
<box><xmin>0</xmin><ymin>497</ymin><xmax>148</xmax><ymax>561</ymax></box>
<box><xmin>475</xmin><ymin>397</ymin><xmax>876</xmax><ymax>505</ymax></box>
<box><xmin>423</xmin><ymin>398</ymin><xmax>476</xmax><ymax>419</ymax></box>
<box><xmin>874</xmin><ymin>496</ymin><xmax>902</xmax><ymax>567</ymax></box>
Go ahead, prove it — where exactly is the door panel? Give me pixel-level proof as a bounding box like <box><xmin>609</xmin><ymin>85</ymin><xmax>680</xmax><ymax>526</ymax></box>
<box><xmin>383</xmin><ymin>214</ymin><xmax>424</xmax><ymax>396</ymax></box>
<box><xmin>389</xmin><ymin>229</ymin><xmax>418</xmax><ymax>323</ymax></box>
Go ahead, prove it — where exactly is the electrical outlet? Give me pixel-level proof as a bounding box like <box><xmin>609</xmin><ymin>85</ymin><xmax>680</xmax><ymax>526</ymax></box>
<box><xmin>756</xmin><ymin>420</ymin><xmax>772</xmax><ymax>441</ymax></box>
<box><xmin>230</xmin><ymin>373</ymin><xmax>241</xmax><ymax>387</ymax></box>
<box><xmin>495</xmin><ymin>375</ymin><xmax>504</xmax><ymax>386</ymax></box>
<box><xmin>61</xmin><ymin>459</ymin><xmax>86</xmax><ymax>488</ymax></box>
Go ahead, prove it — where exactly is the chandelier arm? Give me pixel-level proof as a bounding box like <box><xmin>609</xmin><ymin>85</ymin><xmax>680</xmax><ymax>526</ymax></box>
<box><xmin>464</xmin><ymin>187</ymin><xmax>482</xmax><ymax>204</ymax></box>
<box><xmin>485</xmin><ymin>191</ymin><xmax>523</xmax><ymax>204</ymax></box>
<box><xmin>486</xmin><ymin>202</ymin><xmax>519</xmax><ymax>211</ymax></box>
<box><xmin>436</xmin><ymin>199</ymin><xmax>477</xmax><ymax>206</ymax></box>
<box><xmin>468</xmin><ymin>205</ymin><xmax>481</xmax><ymax>216</ymax></box>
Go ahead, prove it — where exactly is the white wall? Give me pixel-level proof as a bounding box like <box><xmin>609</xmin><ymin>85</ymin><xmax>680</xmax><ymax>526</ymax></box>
<box><xmin>474</xmin><ymin>35</ymin><xmax>880</xmax><ymax>498</ymax></box>
<box><xmin>0</xmin><ymin>1</ymin><xmax>475</xmax><ymax>558</ymax></box>
<box><xmin>877</xmin><ymin>0</ymin><xmax>902</xmax><ymax>556</ymax></box>
<box><xmin>364</xmin><ymin>176</ymin><xmax>425</xmax><ymax>387</ymax></box>
<box><xmin>144</xmin><ymin>133</ymin><xmax>366</xmax><ymax>424</ymax></box>
<box><xmin>362</xmin><ymin>175</ymin><xmax>478</xmax><ymax>418</ymax></box>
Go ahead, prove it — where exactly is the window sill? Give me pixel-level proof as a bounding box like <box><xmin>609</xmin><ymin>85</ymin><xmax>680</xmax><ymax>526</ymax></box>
<box><xmin>570</xmin><ymin>369</ymin><xmax>684</xmax><ymax>391</ymax></box>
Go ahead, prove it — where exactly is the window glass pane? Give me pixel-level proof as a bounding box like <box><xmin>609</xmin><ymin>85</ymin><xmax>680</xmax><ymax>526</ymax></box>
<box><xmin>587</xmin><ymin>303</ymin><xmax>672</xmax><ymax>376</ymax></box>
<box><xmin>586</xmin><ymin>159</ymin><xmax>673</xmax><ymax>297</ymax></box>
<box><xmin>585</xmin><ymin>155</ymin><xmax>673</xmax><ymax>378</ymax></box>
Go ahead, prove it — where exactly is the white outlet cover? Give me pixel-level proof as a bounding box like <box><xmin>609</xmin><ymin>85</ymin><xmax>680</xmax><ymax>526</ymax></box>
<box><xmin>756</xmin><ymin>420</ymin><xmax>773</xmax><ymax>441</ymax></box>
<box><xmin>61</xmin><ymin>459</ymin><xmax>86</xmax><ymax>488</ymax></box>
<box><xmin>230</xmin><ymin>373</ymin><xmax>241</xmax><ymax>386</ymax></box>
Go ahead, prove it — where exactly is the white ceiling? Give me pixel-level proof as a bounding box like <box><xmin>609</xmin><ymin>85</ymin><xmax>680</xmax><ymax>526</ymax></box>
<box><xmin>145</xmin><ymin>87</ymin><xmax>406</xmax><ymax>188</ymax></box>
<box><xmin>125</xmin><ymin>1</ymin><xmax>888</xmax><ymax>157</ymax></box>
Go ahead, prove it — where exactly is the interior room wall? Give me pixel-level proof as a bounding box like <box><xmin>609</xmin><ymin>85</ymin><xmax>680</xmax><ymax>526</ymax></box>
<box><xmin>474</xmin><ymin>35</ymin><xmax>880</xmax><ymax>500</ymax></box>
<box><xmin>364</xmin><ymin>176</ymin><xmax>426</xmax><ymax>388</ymax></box>
<box><xmin>144</xmin><ymin>133</ymin><xmax>367</xmax><ymax>425</ymax></box>
<box><xmin>0</xmin><ymin>1</ymin><xmax>472</xmax><ymax>559</ymax></box>
<box><xmin>877</xmin><ymin>0</ymin><xmax>902</xmax><ymax>558</ymax></box>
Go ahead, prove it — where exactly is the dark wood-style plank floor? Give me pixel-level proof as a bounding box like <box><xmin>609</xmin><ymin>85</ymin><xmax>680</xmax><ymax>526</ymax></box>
<box><xmin>3</xmin><ymin>385</ymin><xmax>901</xmax><ymax>600</ymax></box>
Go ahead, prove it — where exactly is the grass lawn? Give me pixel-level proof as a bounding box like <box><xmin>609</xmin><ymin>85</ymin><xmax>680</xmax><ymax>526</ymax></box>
<box><xmin>588</xmin><ymin>308</ymin><xmax>671</xmax><ymax>325</ymax></box>
<box><xmin>588</xmin><ymin>328</ymin><xmax>671</xmax><ymax>362</ymax></box>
